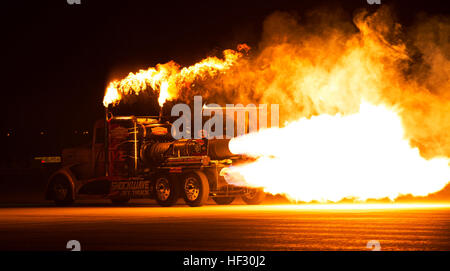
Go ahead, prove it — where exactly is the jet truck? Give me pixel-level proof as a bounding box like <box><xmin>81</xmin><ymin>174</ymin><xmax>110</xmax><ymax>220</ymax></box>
<box><xmin>45</xmin><ymin>114</ymin><xmax>265</xmax><ymax>206</ymax></box>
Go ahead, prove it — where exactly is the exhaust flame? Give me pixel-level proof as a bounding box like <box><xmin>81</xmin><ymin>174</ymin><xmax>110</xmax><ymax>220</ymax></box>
<box><xmin>158</xmin><ymin>81</ymin><xmax>170</xmax><ymax>107</ymax></box>
<box><xmin>103</xmin><ymin>45</ymin><xmax>248</xmax><ymax>107</ymax></box>
<box><xmin>227</xmin><ymin>102</ymin><xmax>450</xmax><ymax>202</ymax></box>
<box><xmin>103</xmin><ymin>84</ymin><xmax>121</xmax><ymax>108</ymax></box>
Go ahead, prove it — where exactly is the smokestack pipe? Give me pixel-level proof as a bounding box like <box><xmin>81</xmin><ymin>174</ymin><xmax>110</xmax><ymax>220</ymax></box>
<box><xmin>158</xmin><ymin>108</ymin><xmax>163</xmax><ymax>122</ymax></box>
<box><xmin>105</xmin><ymin>106</ymin><xmax>110</xmax><ymax>176</ymax></box>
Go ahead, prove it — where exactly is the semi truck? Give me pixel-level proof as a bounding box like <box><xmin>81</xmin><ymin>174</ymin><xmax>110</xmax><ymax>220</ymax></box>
<box><xmin>45</xmin><ymin>114</ymin><xmax>265</xmax><ymax>207</ymax></box>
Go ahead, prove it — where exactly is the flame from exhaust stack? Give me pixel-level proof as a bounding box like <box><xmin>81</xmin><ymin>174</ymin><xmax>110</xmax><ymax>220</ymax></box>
<box><xmin>103</xmin><ymin>45</ymin><xmax>248</xmax><ymax>107</ymax></box>
<box><xmin>226</xmin><ymin>102</ymin><xmax>450</xmax><ymax>202</ymax></box>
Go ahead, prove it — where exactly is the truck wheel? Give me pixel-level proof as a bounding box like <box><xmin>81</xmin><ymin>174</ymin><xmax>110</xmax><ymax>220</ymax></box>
<box><xmin>212</xmin><ymin>196</ymin><xmax>235</xmax><ymax>205</ymax></box>
<box><xmin>50</xmin><ymin>175</ymin><xmax>74</xmax><ymax>205</ymax></box>
<box><xmin>182</xmin><ymin>171</ymin><xmax>209</xmax><ymax>207</ymax></box>
<box><xmin>241</xmin><ymin>188</ymin><xmax>265</xmax><ymax>205</ymax></box>
<box><xmin>154</xmin><ymin>175</ymin><xmax>179</xmax><ymax>207</ymax></box>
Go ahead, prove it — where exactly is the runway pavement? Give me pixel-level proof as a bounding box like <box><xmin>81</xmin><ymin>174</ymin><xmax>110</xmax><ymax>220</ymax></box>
<box><xmin>0</xmin><ymin>202</ymin><xmax>448</xmax><ymax>251</ymax></box>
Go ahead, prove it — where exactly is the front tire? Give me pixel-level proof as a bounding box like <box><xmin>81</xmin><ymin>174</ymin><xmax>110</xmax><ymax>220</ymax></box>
<box><xmin>50</xmin><ymin>175</ymin><xmax>74</xmax><ymax>205</ymax></box>
<box><xmin>182</xmin><ymin>171</ymin><xmax>210</xmax><ymax>207</ymax></box>
<box><xmin>241</xmin><ymin>188</ymin><xmax>265</xmax><ymax>205</ymax></box>
<box><xmin>154</xmin><ymin>175</ymin><xmax>179</xmax><ymax>207</ymax></box>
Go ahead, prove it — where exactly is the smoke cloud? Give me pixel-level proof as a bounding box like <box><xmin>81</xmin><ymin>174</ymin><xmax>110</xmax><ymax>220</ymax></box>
<box><xmin>187</xmin><ymin>7</ymin><xmax>450</xmax><ymax>159</ymax></box>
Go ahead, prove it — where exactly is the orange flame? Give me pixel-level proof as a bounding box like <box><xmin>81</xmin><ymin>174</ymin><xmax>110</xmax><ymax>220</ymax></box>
<box><xmin>213</xmin><ymin>9</ymin><xmax>450</xmax><ymax>202</ymax></box>
<box><xmin>102</xmin><ymin>8</ymin><xmax>450</xmax><ymax>203</ymax></box>
<box><xmin>103</xmin><ymin>45</ymin><xmax>248</xmax><ymax>107</ymax></box>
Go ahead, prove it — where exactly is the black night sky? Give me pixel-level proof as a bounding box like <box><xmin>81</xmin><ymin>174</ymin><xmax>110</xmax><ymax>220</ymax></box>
<box><xmin>1</xmin><ymin>0</ymin><xmax>449</xmax><ymax>165</ymax></box>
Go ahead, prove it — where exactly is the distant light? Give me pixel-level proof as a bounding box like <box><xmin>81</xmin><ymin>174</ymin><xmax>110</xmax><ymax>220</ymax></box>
<box><xmin>6</xmin><ymin>133</ymin><xmax>10</xmax><ymax>137</ymax></box>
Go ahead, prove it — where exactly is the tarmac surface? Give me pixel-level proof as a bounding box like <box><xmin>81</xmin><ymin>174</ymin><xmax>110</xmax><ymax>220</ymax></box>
<box><xmin>0</xmin><ymin>201</ymin><xmax>448</xmax><ymax>251</ymax></box>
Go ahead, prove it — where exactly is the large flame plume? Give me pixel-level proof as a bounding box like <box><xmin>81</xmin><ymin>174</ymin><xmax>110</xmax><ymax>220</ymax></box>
<box><xmin>226</xmin><ymin>102</ymin><xmax>450</xmax><ymax>202</ymax></box>
<box><xmin>103</xmin><ymin>7</ymin><xmax>450</xmax><ymax>202</ymax></box>
<box><xmin>103</xmin><ymin>44</ymin><xmax>249</xmax><ymax>107</ymax></box>
<box><xmin>215</xmin><ymin>8</ymin><xmax>450</xmax><ymax>202</ymax></box>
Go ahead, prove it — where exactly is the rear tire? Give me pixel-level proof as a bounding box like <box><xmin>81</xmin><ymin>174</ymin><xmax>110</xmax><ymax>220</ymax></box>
<box><xmin>212</xmin><ymin>196</ymin><xmax>235</xmax><ymax>205</ymax></box>
<box><xmin>182</xmin><ymin>171</ymin><xmax>210</xmax><ymax>207</ymax></box>
<box><xmin>50</xmin><ymin>175</ymin><xmax>74</xmax><ymax>205</ymax></box>
<box><xmin>154</xmin><ymin>175</ymin><xmax>179</xmax><ymax>207</ymax></box>
<box><xmin>241</xmin><ymin>188</ymin><xmax>265</xmax><ymax>205</ymax></box>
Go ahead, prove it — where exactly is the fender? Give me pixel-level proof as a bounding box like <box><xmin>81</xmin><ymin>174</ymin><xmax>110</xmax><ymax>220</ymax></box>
<box><xmin>45</xmin><ymin>166</ymin><xmax>77</xmax><ymax>200</ymax></box>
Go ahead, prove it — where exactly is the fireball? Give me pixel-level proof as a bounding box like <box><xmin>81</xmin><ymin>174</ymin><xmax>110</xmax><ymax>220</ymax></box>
<box><xmin>103</xmin><ymin>45</ymin><xmax>248</xmax><ymax>107</ymax></box>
